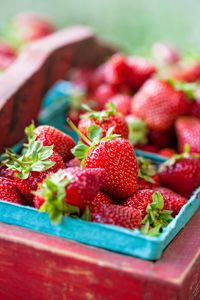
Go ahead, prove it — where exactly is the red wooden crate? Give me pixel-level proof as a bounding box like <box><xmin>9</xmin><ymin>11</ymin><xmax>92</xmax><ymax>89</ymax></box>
<box><xmin>0</xmin><ymin>208</ymin><xmax>199</xmax><ymax>300</ymax></box>
<box><xmin>0</xmin><ymin>26</ymin><xmax>199</xmax><ymax>300</ymax></box>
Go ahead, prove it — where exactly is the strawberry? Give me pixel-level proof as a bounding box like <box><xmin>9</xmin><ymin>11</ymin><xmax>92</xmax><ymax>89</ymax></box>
<box><xmin>135</xmin><ymin>144</ymin><xmax>159</xmax><ymax>153</ymax></box>
<box><xmin>158</xmin><ymin>148</ymin><xmax>177</xmax><ymax>158</ymax></box>
<box><xmin>78</xmin><ymin>102</ymin><xmax>129</xmax><ymax>140</ymax></box>
<box><xmin>153</xmin><ymin>187</ymin><xmax>187</xmax><ymax>216</ymax></box>
<box><xmin>105</xmin><ymin>94</ymin><xmax>132</xmax><ymax>115</ymax></box>
<box><xmin>14</xmin><ymin>150</ymin><xmax>65</xmax><ymax>198</ymax></box>
<box><xmin>0</xmin><ymin>177</ymin><xmax>24</xmax><ymax>205</ymax></box>
<box><xmin>72</xmin><ymin>67</ymin><xmax>96</xmax><ymax>89</ymax></box>
<box><xmin>104</xmin><ymin>53</ymin><xmax>129</xmax><ymax>86</ymax></box>
<box><xmin>0</xmin><ymin>40</ymin><xmax>16</xmax><ymax>70</ymax></box>
<box><xmin>89</xmin><ymin>190</ymin><xmax>115</xmax><ymax>214</ymax></box>
<box><xmin>34</xmin><ymin>167</ymin><xmax>104</xmax><ymax>223</ymax></box>
<box><xmin>125</xmin><ymin>188</ymin><xmax>186</xmax><ymax>219</ymax></box>
<box><xmin>104</xmin><ymin>54</ymin><xmax>156</xmax><ymax>90</ymax></box>
<box><xmin>84</xmin><ymin>138</ymin><xmax>138</xmax><ymax>198</ymax></box>
<box><xmin>125</xmin><ymin>56</ymin><xmax>156</xmax><ymax>89</ymax></box>
<box><xmin>152</xmin><ymin>42</ymin><xmax>180</xmax><ymax>64</ymax></box>
<box><xmin>175</xmin><ymin>116</ymin><xmax>200</xmax><ymax>153</ymax></box>
<box><xmin>12</xmin><ymin>12</ymin><xmax>55</xmax><ymax>43</ymax></box>
<box><xmin>34</xmin><ymin>125</ymin><xmax>76</xmax><ymax>162</ymax></box>
<box><xmin>173</xmin><ymin>63</ymin><xmax>200</xmax><ymax>83</ymax></box>
<box><xmin>87</xmin><ymin>64</ymin><xmax>106</xmax><ymax>92</ymax></box>
<box><xmin>190</xmin><ymin>93</ymin><xmax>200</xmax><ymax>118</ymax></box>
<box><xmin>92</xmin><ymin>83</ymin><xmax>116</xmax><ymax>110</ymax></box>
<box><xmin>137</xmin><ymin>157</ymin><xmax>160</xmax><ymax>190</ymax></box>
<box><xmin>0</xmin><ymin>166</ymin><xmax>16</xmax><ymax>180</ymax></box>
<box><xmin>91</xmin><ymin>204</ymin><xmax>142</xmax><ymax>230</ymax></box>
<box><xmin>5</xmin><ymin>124</ymin><xmax>65</xmax><ymax>199</ymax></box>
<box><xmin>148</xmin><ymin>128</ymin><xmax>174</xmax><ymax>148</ymax></box>
<box><xmin>69</xmin><ymin>122</ymin><xmax>138</xmax><ymax>198</ymax></box>
<box><xmin>159</xmin><ymin>145</ymin><xmax>200</xmax><ymax>197</ymax></box>
<box><xmin>139</xmin><ymin>191</ymin><xmax>174</xmax><ymax>236</ymax></box>
<box><xmin>131</xmin><ymin>78</ymin><xmax>191</xmax><ymax>131</ymax></box>
<box><xmin>124</xmin><ymin>189</ymin><xmax>168</xmax><ymax>219</ymax></box>
<box><xmin>65</xmin><ymin>157</ymin><xmax>81</xmax><ymax>168</ymax></box>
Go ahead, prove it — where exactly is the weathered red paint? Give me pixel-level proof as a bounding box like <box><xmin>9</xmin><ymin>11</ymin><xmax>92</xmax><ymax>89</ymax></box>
<box><xmin>0</xmin><ymin>26</ymin><xmax>115</xmax><ymax>152</ymax></box>
<box><xmin>0</xmin><ymin>208</ymin><xmax>199</xmax><ymax>299</ymax></box>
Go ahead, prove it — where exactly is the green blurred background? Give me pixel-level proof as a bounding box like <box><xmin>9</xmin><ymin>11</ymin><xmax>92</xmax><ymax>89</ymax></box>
<box><xmin>1</xmin><ymin>0</ymin><xmax>200</xmax><ymax>54</ymax></box>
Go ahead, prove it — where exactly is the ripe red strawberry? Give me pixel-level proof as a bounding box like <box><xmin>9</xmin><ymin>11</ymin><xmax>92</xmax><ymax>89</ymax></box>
<box><xmin>91</xmin><ymin>204</ymin><xmax>142</xmax><ymax>230</ymax></box>
<box><xmin>135</xmin><ymin>144</ymin><xmax>159</xmax><ymax>153</ymax></box>
<box><xmin>0</xmin><ymin>177</ymin><xmax>24</xmax><ymax>205</ymax></box>
<box><xmin>126</xmin><ymin>56</ymin><xmax>156</xmax><ymax>89</ymax></box>
<box><xmin>159</xmin><ymin>146</ymin><xmax>200</xmax><ymax>197</ymax></box>
<box><xmin>87</xmin><ymin>64</ymin><xmax>106</xmax><ymax>92</ymax></box>
<box><xmin>89</xmin><ymin>190</ymin><xmax>115</xmax><ymax>214</ymax></box>
<box><xmin>73</xmin><ymin>67</ymin><xmax>96</xmax><ymax>89</ymax></box>
<box><xmin>153</xmin><ymin>187</ymin><xmax>187</xmax><ymax>216</ymax></box>
<box><xmin>138</xmin><ymin>173</ymin><xmax>160</xmax><ymax>190</ymax></box>
<box><xmin>137</xmin><ymin>191</ymin><xmax>174</xmax><ymax>236</ymax></box>
<box><xmin>13</xmin><ymin>12</ymin><xmax>55</xmax><ymax>43</ymax></box>
<box><xmin>173</xmin><ymin>63</ymin><xmax>200</xmax><ymax>83</ymax></box>
<box><xmin>5</xmin><ymin>124</ymin><xmax>65</xmax><ymax>200</ymax></box>
<box><xmin>14</xmin><ymin>150</ymin><xmax>65</xmax><ymax>198</ymax></box>
<box><xmin>152</xmin><ymin>42</ymin><xmax>180</xmax><ymax>64</ymax></box>
<box><xmin>0</xmin><ymin>40</ymin><xmax>16</xmax><ymax>70</ymax></box>
<box><xmin>105</xmin><ymin>94</ymin><xmax>132</xmax><ymax>115</ymax></box>
<box><xmin>65</xmin><ymin>157</ymin><xmax>81</xmax><ymax>168</ymax></box>
<box><xmin>124</xmin><ymin>189</ymin><xmax>168</xmax><ymax>218</ymax></box>
<box><xmin>131</xmin><ymin>78</ymin><xmax>190</xmax><ymax>131</ymax></box>
<box><xmin>34</xmin><ymin>125</ymin><xmax>76</xmax><ymax>162</ymax></box>
<box><xmin>158</xmin><ymin>148</ymin><xmax>177</xmax><ymax>158</ymax></box>
<box><xmin>92</xmin><ymin>83</ymin><xmax>116</xmax><ymax>110</ymax></box>
<box><xmin>104</xmin><ymin>53</ymin><xmax>129</xmax><ymax>86</ymax></box>
<box><xmin>190</xmin><ymin>94</ymin><xmax>200</xmax><ymax>118</ymax></box>
<box><xmin>78</xmin><ymin>102</ymin><xmax>129</xmax><ymax>140</ymax></box>
<box><xmin>148</xmin><ymin>128</ymin><xmax>174</xmax><ymax>148</ymax></box>
<box><xmin>69</xmin><ymin>122</ymin><xmax>138</xmax><ymax>198</ymax></box>
<box><xmin>175</xmin><ymin>116</ymin><xmax>200</xmax><ymax>153</ymax></box>
<box><xmin>0</xmin><ymin>166</ymin><xmax>16</xmax><ymax>180</ymax></box>
<box><xmin>125</xmin><ymin>188</ymin><xmax>186</xmax><ymax>218</ymax></box>
<box><xmin>34</xmin><ymin>167</ymin><xmax>104</xmax><ymax>223</ymax></box>
<box><xmin>85</xmin><ymin>137</ymin><xmax>138</xmax><ymax>198</ymax></box>
<box><xmin>137</xmin><ymin>157</ymin><xmax>160</xmax><ymax>190</ymax></box>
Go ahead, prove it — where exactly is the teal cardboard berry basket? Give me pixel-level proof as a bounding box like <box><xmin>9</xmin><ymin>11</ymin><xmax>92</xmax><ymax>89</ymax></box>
<box><xmin>0</xmin><ymin>186</ymin><xmax>199</xmax><ymax>261</ymax></box>
<box><xmin>1</xmin><ymin>80</ymin><xmax>200</xmax><ymax>261</ymax></box>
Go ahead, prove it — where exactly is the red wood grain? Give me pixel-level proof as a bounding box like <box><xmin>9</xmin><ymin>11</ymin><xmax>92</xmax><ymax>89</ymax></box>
<box><xmin>0</xmin><ymin>26</ymin><xmax>115</xmax><ymax>152</ymax></box>
<box><xmin>0</xmin><ymin>208</ymin><xmax>199</xmax><ymax>299</ymax></box>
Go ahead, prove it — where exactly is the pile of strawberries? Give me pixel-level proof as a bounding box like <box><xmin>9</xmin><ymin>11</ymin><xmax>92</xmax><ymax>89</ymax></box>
<box><xmin>0</xmin><ymin>42</ymin><xmax>200</xmax><ymax>236</ymax></box>
<box><xmin>0</xmin><ymin>12</ymin><xmax>55</xmax><ymax>72</ymax></box>
<box><xmin>0</xmin><ymin>116</ymin><xmax>199</xmax><ymax>236</ymax></box>
<box><xmin>68</xmin><ymin>43</ymin><xmax>200</xmax><ymax>158</ymax></box>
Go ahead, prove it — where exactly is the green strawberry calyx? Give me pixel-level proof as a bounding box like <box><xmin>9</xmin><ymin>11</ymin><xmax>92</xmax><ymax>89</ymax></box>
<box><xmin>168</xmin><ymin>78</ymin><xmax>196</xmax><ymax>101</ymax></box>
<box><xmin>68</xmin><ymin>118</ymin><xmax>120</xmax><ymax>166</ymax></box>
<box><xmin>35</xmin><ymin>169</ymin><xmax>91</xmax><ymax>225</ymax></box>
<box><xmin>0</xmin><ymin>147</ymin><xmax>19</xmax><ymax>166</ymax></box>
<box><xmin>140</xmin><ymin>191</ymin><xmax>173</xmax><ymax>236</ymax></box>
<box><xmin>81</xmin><ymin>101</ymin><xmax>117</xmax><ymax>122</ymax></box>
<box><xmin>137</xmin><ymin>156</ymin><xmax>157</xmax><ymax>184</ymax></box>
<box><xmin>159</xmin><ymin>143</ymin><xmax>200</xmax><ymax>172</ymax></box>
<box><xmin>5</xmin><ymin>124</ymin><xmax>56</xmax><ymax>180</ymax></box>
<box><xmin>126</xmin><ymin>116</ymin><xmax>149</xmax><ymax>146</ymax></box>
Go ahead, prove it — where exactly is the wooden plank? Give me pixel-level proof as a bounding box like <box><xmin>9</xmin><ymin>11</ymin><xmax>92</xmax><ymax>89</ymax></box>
<box><xmin>0</xmin><ymin>208</ymin><xmax>199</xmax><ymax>299</ymax></box>
<box><xmin>0</xmin><ymin>26</ymin><xmax>116</xmax><ymax>152</ymax></box>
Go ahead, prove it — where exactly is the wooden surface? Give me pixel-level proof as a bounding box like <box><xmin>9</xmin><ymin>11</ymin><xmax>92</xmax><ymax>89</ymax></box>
<box><xmin>0</xmin><ymin>208</ymin><xmax>199</xmax><ymax>300</ymax></box>
<box><xmin>0</xmin><ymin>26</ymin><xmax>115</xmax><ymax>152</ymax></box>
